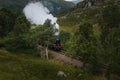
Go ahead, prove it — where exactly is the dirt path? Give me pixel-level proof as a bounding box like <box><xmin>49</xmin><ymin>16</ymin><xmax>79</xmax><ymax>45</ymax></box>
<box><xmin>49</xmin><ymin>50</ymin><xmax>83</xmax><ymax>67</ymax></box>
<box><xmin>37</xmin><ymin>45</ymin><xmax>83</xmax><ymax>67</ymax></box>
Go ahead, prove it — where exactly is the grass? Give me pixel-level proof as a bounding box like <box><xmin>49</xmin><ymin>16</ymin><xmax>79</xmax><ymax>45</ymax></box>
<box><xmin>57</xmin><ymin>4</ymin><xmax>102</xmax><ymax>36</ymax></box>
<box><xmin>0</xmin><ymin>49</ymin><xmax>107</xmax><ymax>80</ymax></box>
<box><xmin>0</xmin><ymin>49</ymin><xmax>82</xmax><ymax>80</ymax></box>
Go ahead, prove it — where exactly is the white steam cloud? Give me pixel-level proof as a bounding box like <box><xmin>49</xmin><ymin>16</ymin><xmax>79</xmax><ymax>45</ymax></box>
<box><xmin>23</xmin><ymin>2</ymin><xmax>59</xmax><ymax>30</ymax></box>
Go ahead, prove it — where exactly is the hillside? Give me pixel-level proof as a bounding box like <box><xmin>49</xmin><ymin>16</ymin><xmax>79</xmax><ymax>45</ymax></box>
<box><xmin>0</xmin><ymin>49</ymin><xmax>81</xmax><ymax>80</ymax></box>
<box><xmin>57</xmin><ymin>0</ymin><xmax>120</xmax><ymax>33</ymax></box>
<box><xmin>0</xmin><ymin>49</ymin><xmax>106</xmax><ymax>80</ymax></box>
<box><xmin>57</xmin><ymin>0</ymin><xmax>120</xmax><ymax>80</ymax></box>
<box><xmin>0</xmin><ymin>0</ymin><xmax>74</xmax><ymax>14</ymax></box>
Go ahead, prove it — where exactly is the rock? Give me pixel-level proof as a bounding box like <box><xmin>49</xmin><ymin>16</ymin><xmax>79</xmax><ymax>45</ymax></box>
<box><xmin>57</xmin><ymin>71</ymin><xmax>67</xmax><ymax>77</ymax></box>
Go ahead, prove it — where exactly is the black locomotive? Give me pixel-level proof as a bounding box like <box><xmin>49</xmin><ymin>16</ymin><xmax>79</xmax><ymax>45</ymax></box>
<box><xmin>53</xmin><ymin>38</ymin><xmax>62</xmax><ymax>51</ymax></box>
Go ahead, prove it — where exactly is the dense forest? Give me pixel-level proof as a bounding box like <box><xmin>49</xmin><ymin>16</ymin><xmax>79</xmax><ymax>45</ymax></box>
<box><xmin>0</xmin><ymin>0</ymin><xmax>120</xmax><ymax>80</ymax></box>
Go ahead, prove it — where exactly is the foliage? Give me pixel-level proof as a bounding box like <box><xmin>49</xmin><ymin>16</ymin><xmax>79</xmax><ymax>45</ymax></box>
<box><xmin>13</xmin><ymin>14</ymin><xmax>30</xmax><ymax>36</ymax></box>
<box><xmin>70</xmin><ymin>23</ymin><xmax>94</xmax><ymax>57</ymax></box>
<box><xmin>101</xmin><ymin>0</ymin><xmax>120</xmax><ymax>28</ymax></box>
<box><xmin>25</xmin><ymin>19</ymin><xmax>56</xmax><ymax>48</ymax></box>
<box><xmin>100</xmin><ymin>0</ymin><xmax>120</xmax><ymax>48</ymax></box>
<box><xmin>68</xmin><ymin>22</ymin><xmax>103</xmax><ymax>75</ymax></box>
<box><xmin>98</xmin><ymin>0</ymin><xmax>120</xmax><ymax>77</ymax></box>
<box><xmin>0</xmin><ymin>9</ymin><xmax>55</xmax><ymax>50</ymax></box>
<box><xmin>59</xmin><ymin>0</ymin><xmax>120</xmax><ymax>78</ymax></box>
<box><xmin>105</xmin><ymin>28</ymin><xmax>120</xmax><ymax>76</ymax></box>
<box><xmin>0</xmin><ymin>8</ymin><xmax>30</xmax><ymax>49</ymax></box>
<box><xmin>0</xmin><ymin>8</ymin><xmax>15</xmax><ymax>37</ymax></box>
<box><xmin>59</xmin><ymin>30</ymin><xmax>71</xmax><ymax>50</ymax></box>
<box><xmin>39</xmin><ymin>19</ymin><xmax>56</xmax><ymax>46</ymax></box>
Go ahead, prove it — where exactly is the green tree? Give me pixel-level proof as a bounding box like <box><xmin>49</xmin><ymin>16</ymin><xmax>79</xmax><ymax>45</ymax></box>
<box><xmin>1</xmin><ymin>13</ymin><xmax>30</xmax><ymax>49</ymax></box>
<box><xmin>71</xmin><ymin>23</ymin><xmax>94</xmax><ymax>61</ymax></box>
<box><xmin>99</xmin><ymin>0</ymin><xmax>120</xmax><ymax>78</ymax></box>
<box><xmin>100</xmin><ymin>0</ymin><xmax>120</xmax><ymax>47</ymax></box>
<box><xmin>104</xmin><ymin>28</ymin><xmax>120</xmax><ymax>79</ymax></box>
<box><xmin>8</xmin><ymin>14</ymin><xmax>30</xmax><ymax>48</ymax></box>
<box><xmin>60</xmin><ymin>31</ymin><xmax>71</xmax><ymax>43</ymax></box>
<box><xmin>38</xmin><ymin>19</ymin><xmax>56</xmax><ymax>59</ymax></box>
<box><xmin>13</xmin><ymin>14</ymin><xmax>30</xmax><ymax>36</ymax></box>
<box><xmin>26</xmin><ymin>19</ymin><xmax>55</xmax><ymax>59</ymax></box>
<box><xmin>0</xmin><ymin>8</ymin><xmax>15</xmax><ymax>37</ymax></box>
<box><xmin>71</xmin><ymin>23</ymin><xmax>103</xmax><ymax>74</ymax></box>
<box><xmin>59</xmin><ymin>30</ymin><xmax>71</xmax><ymax>50</ymax></box>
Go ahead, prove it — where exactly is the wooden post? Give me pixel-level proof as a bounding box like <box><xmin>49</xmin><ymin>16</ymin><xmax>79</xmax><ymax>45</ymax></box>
<box><xmin>45</xmin><ymin>44</ymin><xmax>49</xmax><ymax>60</ymax></box>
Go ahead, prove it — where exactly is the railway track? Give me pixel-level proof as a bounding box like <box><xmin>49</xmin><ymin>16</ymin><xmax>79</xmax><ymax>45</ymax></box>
<box><xmin>48</xmin><ymin>50</ymin><xmax>83</xmax><ymax>67</ymax></box>
<box><xmin>37</xmin><ymin>45</ymin><xmax>83</xmax><ymax>67</ymax></box>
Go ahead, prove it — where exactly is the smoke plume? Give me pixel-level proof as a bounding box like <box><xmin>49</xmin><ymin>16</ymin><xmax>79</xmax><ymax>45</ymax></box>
<box><xmin>23</xmin><ymin>2</ymin><xmax>59</xmax><ymax>30</ymax></box>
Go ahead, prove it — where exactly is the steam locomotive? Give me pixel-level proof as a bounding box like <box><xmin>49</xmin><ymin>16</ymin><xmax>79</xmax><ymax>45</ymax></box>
<box><xmin>53</xmin><ymin>38</ymin><xmax>62</xmax><ymax>51</ymax></box>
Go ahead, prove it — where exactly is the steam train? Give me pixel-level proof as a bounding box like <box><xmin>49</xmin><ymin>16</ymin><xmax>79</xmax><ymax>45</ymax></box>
<box><xmin>52</xmin><ymin>38</ymin><xmax>62</xmax><ymax>51</ymax></box>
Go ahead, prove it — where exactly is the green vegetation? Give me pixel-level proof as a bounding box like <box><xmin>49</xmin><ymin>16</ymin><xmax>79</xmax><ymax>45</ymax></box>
<box><xmin>57</xmin><ymin>0</ymin><xmax>120</xmax><ymax>79</ymax></box>
<box><xmin>0</xmin><ymin>0</ymin><xmax>119</xmax><ymax>80</ymax></box>
<box><xmin>0</xmin><ymin>49</ymin><xmax>106</xmax><ymax>80</ymax></box>
<box><xmin>0</xmin><ymin>8</ymin><xmax>55</xmax><ymax>50</ymax></box>
<box><xmin>0</xmin><ymin>8</ymin><xmax>15</xmax><ymax>37</ymax></box>
<box><xmin>0</xmin><ymin>49</ymin><xmax>82</xmax><ymax>80</ymax></box>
